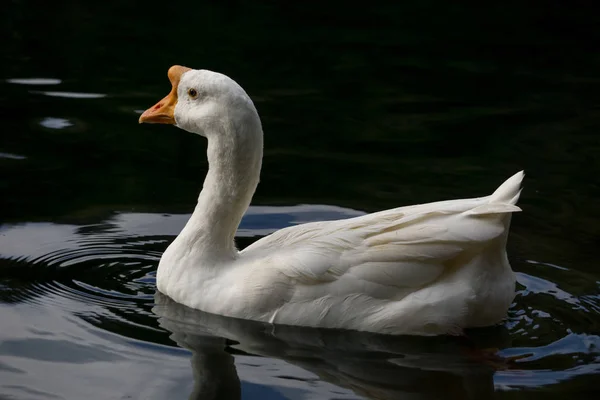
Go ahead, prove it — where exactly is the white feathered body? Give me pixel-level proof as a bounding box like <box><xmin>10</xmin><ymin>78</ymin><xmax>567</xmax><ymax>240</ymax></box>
<box><xmin>157</xmin><ymin>171</ymin><xmax>523</xmax><ymax>336</ymax></box>
<box><xmin>142</xmin><ymin>67</ymin><xmax>524</xmax><ymax>335</ymax></box>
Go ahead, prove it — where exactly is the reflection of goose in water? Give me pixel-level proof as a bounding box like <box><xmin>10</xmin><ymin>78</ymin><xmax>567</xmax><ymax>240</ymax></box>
<box><xmin>154</xmin><ymin>292</ymin><xmax>506</xmax><ymax>400</ymax></box>
<box><xmin>170</xmin><ymin>333</ymin><xmax>240</xmax><ymax>400</ymax></box>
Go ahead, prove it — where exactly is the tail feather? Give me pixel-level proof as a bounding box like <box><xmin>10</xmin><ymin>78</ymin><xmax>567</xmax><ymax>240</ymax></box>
<box><xmin>467</xmin><ymin>203</ymin><xmax>522</xmax><ymax>216</ymax></box>
<box><xmin>465</xmin><ymin>171</ymin><xmax>524</xmax><ymax>216</ymax></box>
<box><xmin>489</xmin><ymin>171</ymin><xmax>524</xmax><ymax>205</ymax></box>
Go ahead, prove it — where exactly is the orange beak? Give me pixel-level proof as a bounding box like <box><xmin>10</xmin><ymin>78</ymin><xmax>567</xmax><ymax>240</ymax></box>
<box><xmin>139</xmin><ymin>65</ymin><xmax>191</xmax><ymax>124</ymax></box>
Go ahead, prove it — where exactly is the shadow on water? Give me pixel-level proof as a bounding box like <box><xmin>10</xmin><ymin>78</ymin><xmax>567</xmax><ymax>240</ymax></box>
<box><xmin>154</xmin><ymin>292</ymin><xmax>500</xmax><ymax>400</ymax></box>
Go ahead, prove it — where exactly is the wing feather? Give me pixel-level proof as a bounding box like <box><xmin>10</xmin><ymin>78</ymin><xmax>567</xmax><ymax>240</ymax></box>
<box><xmin>242</xmin><ymin>195</ymin><xmax>516</xmax><ymax>296</ymax></box>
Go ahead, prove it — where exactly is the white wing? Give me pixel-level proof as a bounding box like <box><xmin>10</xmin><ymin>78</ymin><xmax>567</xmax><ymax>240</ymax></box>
<box><xmin>241</xmin><ymin>171</ymin><xmax>523</xmax><ymax>299</ymax></box>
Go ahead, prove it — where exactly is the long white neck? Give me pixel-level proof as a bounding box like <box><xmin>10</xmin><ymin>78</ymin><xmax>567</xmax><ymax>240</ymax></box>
<box><xmin>176</xmin><ymin>107</ymin><xmax>263</xmax><ymax>262</ymax></box>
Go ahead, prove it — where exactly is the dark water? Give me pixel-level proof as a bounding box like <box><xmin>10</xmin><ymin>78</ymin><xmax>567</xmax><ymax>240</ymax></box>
<box><xmin>2</xmin><ymin>1</ymin><xmax>600</xmax><ymax>399</ymax></box>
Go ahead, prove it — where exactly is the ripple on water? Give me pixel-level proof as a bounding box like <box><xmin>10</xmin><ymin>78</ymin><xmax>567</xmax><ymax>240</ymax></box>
<box><xmin>0</xmin><ymin>205</ymin><xmax>364</xmax><ymax>335</ymax></box>
<box><xmin>488</xmin><ymin>258</ymin><xmax>600</xmax><ymax>390</ymax></box>
<box><xmin>0</xmin><ymin>218</ymin><xmax>162</xmax><ymax>333</ymax></box>
<box><xmin>0</xmin><ymin>207</ymin><xmax>599</xmax><ymax>397</ymax></box>
<box><xmin>31</xmin><ymin>91</ymin><xmax>106</xmax><ymax>99</ymax></box>
<box><xmin>0</xmin><ymin>152</ymin><xmax>26</xmax><ymax>160</ymax></box>
<box><xmin>6</xmin><ymin>78</ymin><xmax>62</xmax><ymax>85</ymax></box>
<box><xmin>39</xmin><ymin>117</ymin><xmax>73</xmax><ymax>129</ymax></box>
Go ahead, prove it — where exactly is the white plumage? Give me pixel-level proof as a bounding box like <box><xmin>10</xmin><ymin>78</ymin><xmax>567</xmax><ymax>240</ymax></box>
<box><xmin>139</xmin><ymin>66</ymin><xmax>524</xmax><ymax>335</ymax></box>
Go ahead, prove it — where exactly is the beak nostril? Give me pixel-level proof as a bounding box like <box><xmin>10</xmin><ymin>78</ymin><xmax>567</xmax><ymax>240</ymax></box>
<box><xmin>155</xmin><ymin>104</ymin><xmax>162</xmax><ymax>110</ymax></box>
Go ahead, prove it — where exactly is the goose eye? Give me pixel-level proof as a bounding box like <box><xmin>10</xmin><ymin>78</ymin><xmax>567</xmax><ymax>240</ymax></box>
<box><xmin>188</xmin><ymin>88</ymin><xmax>198</xmax><ymax>99</ymax></box>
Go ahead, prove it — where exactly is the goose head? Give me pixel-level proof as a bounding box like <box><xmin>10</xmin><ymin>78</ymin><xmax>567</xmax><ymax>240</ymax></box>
<box><xmin>139</xmin><ymin>65</ymin><xmax>258</xmax><ymax>139</ymax></box>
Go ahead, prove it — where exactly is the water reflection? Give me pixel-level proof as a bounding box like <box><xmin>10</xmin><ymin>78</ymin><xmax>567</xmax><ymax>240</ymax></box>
<box><xmin>31</xmin><ymin>91</ymin><xmax>106</xmax><ymax>99</ymax></box>
<box><xmin>1</xmin><ymin>208</ymin><xmax>599</xmax><ymax>399</ymax></box>
<box><xmin>0</xmin><ymin>152</ymin><xmax>26</xmax><ymax>160</ymax></box>
<box><xmin>6</xmin><ymin>78</ymin><xmax>62</xmax><ymax>85</ymax></box>
<box><xmin>154</xmin><ymin>292</ymin><xmax>501</xmax><ymax>400</ymax></box>
<box><xmin>39</xmin><ymin>117</ymin><xmax>73</xmax><ymax>129</ymax></box>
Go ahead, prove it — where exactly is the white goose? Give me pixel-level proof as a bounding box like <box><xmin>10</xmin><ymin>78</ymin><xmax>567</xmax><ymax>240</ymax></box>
<box><xmin>139</xmin><ymin>65</ymin><xmax>524</xmax><ymax>336</ymax></box>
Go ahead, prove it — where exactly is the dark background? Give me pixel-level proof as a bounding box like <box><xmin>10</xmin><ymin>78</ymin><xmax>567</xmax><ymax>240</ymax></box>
<box><xmin>2</xmin><ymin>0</ymin><xmax>599</xmax><ymax>270</ymax></box>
